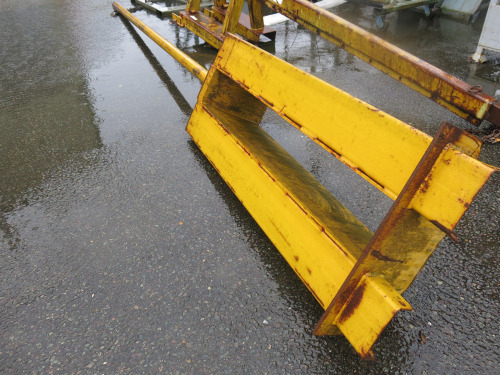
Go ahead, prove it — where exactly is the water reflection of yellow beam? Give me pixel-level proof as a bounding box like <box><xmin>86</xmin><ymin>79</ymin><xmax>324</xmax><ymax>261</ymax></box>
<box><xmin>112</xmin><ymin>2</ymin><xmax>207</xmax><ymax>82</ymax></box>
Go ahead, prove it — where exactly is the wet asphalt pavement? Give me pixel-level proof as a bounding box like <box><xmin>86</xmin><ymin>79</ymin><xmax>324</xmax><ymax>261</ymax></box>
<box><xmin>0</xmin><ymin>0</ymin><xmax>499</xmax><ymax>373</ymax></box>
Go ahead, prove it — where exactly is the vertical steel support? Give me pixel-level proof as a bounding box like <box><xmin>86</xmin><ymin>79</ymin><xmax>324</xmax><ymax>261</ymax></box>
<box><xmin>186</xmin><ymin>0</ymin><xmax>201</xmax><ymax>12</ymax></box>
<box><xmin>248</xmin><ymin>0</ymin><xmax>265</xmax><ymax>31</ymax></box>
<box><xmin>221</xmin><ymin>0</ymin><xmax>245</xmax><ymax>34</ymax></box>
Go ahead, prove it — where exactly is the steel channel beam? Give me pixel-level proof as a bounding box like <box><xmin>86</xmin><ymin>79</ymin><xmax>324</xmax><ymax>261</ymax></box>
<box><xmin>314</xmin><ymin>123</ymin><xmax>470</xmax><ymax>343</ymax></box>
<box><xmin>261</xmin><ymin>0</ymin><xmax>500</xmax><ymax>127</ymax></box>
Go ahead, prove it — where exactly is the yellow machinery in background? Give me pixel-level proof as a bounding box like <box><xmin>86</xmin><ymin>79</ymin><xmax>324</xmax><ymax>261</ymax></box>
<box><xmin>112</xmin><ymin>3</ymin><xmax>498</xmax><ymax>358</ymax></box>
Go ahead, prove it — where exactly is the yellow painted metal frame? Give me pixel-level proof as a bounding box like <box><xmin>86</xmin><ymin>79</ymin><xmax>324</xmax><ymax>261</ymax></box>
<box><xmin>112</xmin><ymin>4</ymin><xmax>498</xmax><ymax>357</ymax></box>
<box><xmin>172</xmin><ymin>0</ymin><xmax>275</xmax><ymax>49</ymax></box>
<box><xmin>186</xmin><ymin>34</ymin><xmax>497</xmax><ymax>358</ymax></box>
<box><xmin>172</xmin><ymin>0</ymin><xmax>500</xmax><ymax>127</ymax></box>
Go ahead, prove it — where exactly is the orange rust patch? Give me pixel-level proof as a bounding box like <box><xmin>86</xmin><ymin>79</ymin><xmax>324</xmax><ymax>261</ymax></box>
<box><xmin>337</xmin><ymin>282</ymin><xmax>366</xmax><ymax>324</ymax></box>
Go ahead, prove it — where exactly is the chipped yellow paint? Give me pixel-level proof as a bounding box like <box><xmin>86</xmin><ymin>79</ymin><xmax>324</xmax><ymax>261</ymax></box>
<box><xmin>336</xmin><ymin>276</ymin><xmax>413</xmax><ymax>358</ymax></box>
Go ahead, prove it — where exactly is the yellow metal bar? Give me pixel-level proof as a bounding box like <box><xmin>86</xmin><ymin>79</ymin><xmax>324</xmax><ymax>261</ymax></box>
<box><xmin>186</xmin><ymin>0</ymin><xmax>201</xmax><ymax>13</ymax></box>
<box><xmin>261</xmin><ymin>0</ymin><xmax>500</xmax><ymax>127</ymax></box>
<box><xmin>248</xmin><ymin>0</ymin><xmax>265</xmax><ymax>31</ymax></box>
<box><xmin>112</xmin><ymin>2</ymin><xmax>207</xmax><ymax>82</ymax></box>
<box><xmin>221</xmin><ymin>0</ymin><xmax>245</xmax><ymax>34</ymax></box>
<box><xmin>314</xmin><ymin>123</ymin><xmax>479</xmax><ymax>350</ymax></box>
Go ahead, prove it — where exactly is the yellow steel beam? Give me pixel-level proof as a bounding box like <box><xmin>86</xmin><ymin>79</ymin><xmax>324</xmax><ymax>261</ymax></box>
<box><xmin>186</xmin><ymin>0</ymin><xmax>201</xmax><ymax>13</ymax></box>
<box><xmin>112</xmin><ymin>2</ymin><xmax>208</xmax><ymax>82</ymax></box>
<box><xmin>314</xmin><ymin>123</ymin><xmax>486</xmax><ymax>356</ymax></box>
<box><xmin>248</xmin><ymin>0</ymin><xmax>265</xmax><ymax>30</ymax></box>
<box><xmin>221</xmin><ymin>0</ymin><xmax>244</xmax><ymax>35</ymax></box>
<box><xmin>187</xmin><ymin>34</ymin><xmax>497</xmax><ymax>357</ymax></box>
<box><xmin>261</xmin><ymin>0</ymin><xmax>500</xmax><ymax>127</ymax></box>
<box><xmin>215</xmin><ymin>34</ymin><xmax>496</xmax><ymax>232</ymax></box>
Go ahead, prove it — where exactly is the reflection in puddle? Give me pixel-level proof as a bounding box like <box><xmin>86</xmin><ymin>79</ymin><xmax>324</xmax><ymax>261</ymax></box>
<box><xmin>0</xmin><ymin>1</ymin><xmax>103</xmax><ymax>249</ymax></box>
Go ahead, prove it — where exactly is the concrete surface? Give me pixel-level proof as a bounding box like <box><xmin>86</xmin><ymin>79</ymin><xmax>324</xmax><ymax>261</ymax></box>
<box><xmin>0</xmin><ymin>0</ymin><xmax>498</xmax><ymax>373</ymax></box>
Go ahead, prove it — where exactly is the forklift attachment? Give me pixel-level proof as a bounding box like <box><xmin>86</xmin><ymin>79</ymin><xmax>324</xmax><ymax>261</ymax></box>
<box><xmin>186</xmin><ymin>34</ymin><xmax>497</xmax><ymax>358</ymax></box>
